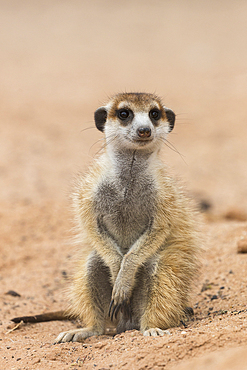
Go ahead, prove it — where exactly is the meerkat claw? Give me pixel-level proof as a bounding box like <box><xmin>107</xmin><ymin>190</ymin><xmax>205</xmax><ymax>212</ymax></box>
<box><xmin>114</xmin><ymin>304</ymin><xmax>121</xmax><ymax>319</ymax></box>
<box><xmin>108</xmin><ymin>300</ymin><xmax>114</xmax><ymax>318</ymax></box>
<box><xmin>109</xmin><ymin>299</ymin><xmax>132</xmax><ymax>321</ymax></box>
<box><xmin>110</xmin><ymin>303</ymin><xmax>117</xmax><ymax>321</ymax></box>
<box><xmin>120</xmin><ymin>301</ymin><xmax>132</xmax><ymax>321</ymax></box>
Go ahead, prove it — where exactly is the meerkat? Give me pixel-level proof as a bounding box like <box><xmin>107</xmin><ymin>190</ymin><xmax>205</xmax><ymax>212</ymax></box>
<box><xmin>11</xmin><ymin>93</ymin><xmax>199</xmax><ymax>338</ymax></box>
<box><xmin>51</xmin><ymin>92</ymin><xmax>200</xmax><ymax>343</ymax></box>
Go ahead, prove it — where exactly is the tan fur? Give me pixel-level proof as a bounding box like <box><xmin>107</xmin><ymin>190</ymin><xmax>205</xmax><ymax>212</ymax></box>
<box><xmin>107</xmin><ymin>92</ymin><xmax>166</xmax><ymax>120</ymax></box>
<box><xmin>55</xmin><ymin>92</ymin><xmax>200</xmax><ymax>343</ymax></box>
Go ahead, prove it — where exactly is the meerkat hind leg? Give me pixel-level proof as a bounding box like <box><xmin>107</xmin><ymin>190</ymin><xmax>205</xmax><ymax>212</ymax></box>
<box><xmin>140</xmin><ymin>248</ymin><xmax>192</xmax><ymax>337</ymax></box>
<box><xmin>55</xmin><ymin>327</ymin><xmax>103</xmax><ymax>343</ymax></box>
<box><xmin>56</xmin><ymin>251</ymin><xmax>113</xmax><ymax>343</ymax></box>
<box><xmin>143</xmin><ymin>328</ymin><xmax>170</xmax><ymax>337</ymax></box>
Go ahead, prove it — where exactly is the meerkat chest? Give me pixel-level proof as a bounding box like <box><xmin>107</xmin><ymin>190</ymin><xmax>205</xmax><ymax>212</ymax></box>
<box><xmin>94</xmin><ymin>172</ymin><xmax>156</xmax><ymax>253</ymax></box>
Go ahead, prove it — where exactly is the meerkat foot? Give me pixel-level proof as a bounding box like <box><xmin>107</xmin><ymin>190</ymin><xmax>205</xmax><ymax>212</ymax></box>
<box><xmin>143</xmin><ymin>328</ymin><xmax>170</xmax><ymax>337</ymax></box>
<box><xmin>55</xmin><ymin>328</ymin><xmax>103</xmax><ymax>343</ymax></box>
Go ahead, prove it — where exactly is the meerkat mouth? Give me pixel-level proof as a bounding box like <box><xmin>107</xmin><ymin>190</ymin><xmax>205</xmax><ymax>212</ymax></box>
<box><xmin>127</xmin><ymin>137</ymin><xmax>153</xmax><ymax>144</ymax></box>
<box><xmin>133</xmin><ymin>138</ymin><xmax>153</xmax><ymax>146</ymax></box>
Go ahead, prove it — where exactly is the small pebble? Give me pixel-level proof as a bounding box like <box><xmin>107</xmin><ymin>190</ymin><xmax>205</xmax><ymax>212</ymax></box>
<box><xmin>224</xmin><ymin>209</ymin><xmax>247</xmax><ymax>221</ymax></box>
<box><xmin>5</xmin><ymin>290</ymin><xmax>21</xmax><ymax>297</ymax></box>
<box><xmin>211</xmin><ymin>295</ymin><xmax>218</xmax><ymax>301</ymax></box>
<box><xmin>94</xmin><ymin>342</ymin><xmax>107</xmax><ymax>349</ymax></box>
<box><xmin>61</xmin><ymin>270</ymin><xmax>68</xmax><ymax>278</ymax></box>
<box><xmin>237</xmin><ymin>239</ymin><xmax>247</xmax><ymax>253</ymax></box>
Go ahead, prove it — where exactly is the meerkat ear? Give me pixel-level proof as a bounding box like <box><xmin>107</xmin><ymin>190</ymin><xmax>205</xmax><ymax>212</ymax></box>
<box><xmin>94</xmin><ymin>107</ymin><xmax>107</xmax><ymax>132</ymax></box>
<box><xmin>164</xmin><ymin>107</ymin><xmax>175</xmax><ymax>132</ymax></box>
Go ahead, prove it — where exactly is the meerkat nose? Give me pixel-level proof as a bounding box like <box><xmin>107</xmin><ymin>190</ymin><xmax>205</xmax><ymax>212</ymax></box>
<box><xmin>137</xmin><ymin>127</ymin><xmax>151</xmax><ymax>138</ymax></box>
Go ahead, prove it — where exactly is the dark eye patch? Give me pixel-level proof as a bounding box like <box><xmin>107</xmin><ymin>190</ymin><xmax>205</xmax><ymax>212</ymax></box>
<box><xmin>116</xmin><ymin>108</ymin><xmax>133</xmax><ymax>125</ymax></box>
<box><xmin>149</xmin><ymin>108</ymin><xmax>161</xmax><ymax>124</ymax></box>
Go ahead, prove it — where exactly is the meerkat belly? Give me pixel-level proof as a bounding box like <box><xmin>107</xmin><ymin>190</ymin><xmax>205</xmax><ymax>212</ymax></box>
<box><xmin>94</xmin><ymin>179</ymin><xmax>156</xmax><ymax>253</ymax></box>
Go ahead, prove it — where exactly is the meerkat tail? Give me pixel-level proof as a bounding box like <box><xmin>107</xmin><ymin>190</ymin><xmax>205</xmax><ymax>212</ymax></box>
<box><xmin>11</xmin><ymin>310</ymin><xmax>71</xmax><ymax>324</ymax></box>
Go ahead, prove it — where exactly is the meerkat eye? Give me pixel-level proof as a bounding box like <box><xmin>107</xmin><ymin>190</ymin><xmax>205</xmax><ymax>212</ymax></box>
<box><xmin>118</xmin><ymin>109</ymin><xmax>130</xmax><ymax>120</ymax></box>
<box><xmin>149</xmin><ymin>109</ymin><xmax>161</xmax><ymax>121</ymax></box>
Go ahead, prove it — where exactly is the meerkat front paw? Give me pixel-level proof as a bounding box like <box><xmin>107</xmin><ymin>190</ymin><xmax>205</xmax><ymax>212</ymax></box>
<box><xmin>143</xmin><ymin>328</ymin><xmax>170</xmax><ymax>337</ymax></box>
<box><xmin>109</xmin><ymin>280</ymin><xmax>132</xmax><ymax>321</ymax></box>
<box><xmin>108</xmin><ymin>297</ymin><xmax>132</xmax><ymax>321</ymax></box>
<box><xmin>54</xmin><ymin>328</ymin><xmax>103</xmax><ymax>343</ymax></box>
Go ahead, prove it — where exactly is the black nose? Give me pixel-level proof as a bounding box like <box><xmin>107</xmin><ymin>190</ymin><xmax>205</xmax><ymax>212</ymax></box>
<box><xmin>137</xmin><ymin>127</ymin><xmax>151</xmax><ymax>138</ymax></box>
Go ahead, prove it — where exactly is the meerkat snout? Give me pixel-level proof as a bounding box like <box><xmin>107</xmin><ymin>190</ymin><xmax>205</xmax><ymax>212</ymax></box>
<box><xmin>137</xmin><ymin>127</ymin><xmax>151</xmax><ymax>138</ymax></box>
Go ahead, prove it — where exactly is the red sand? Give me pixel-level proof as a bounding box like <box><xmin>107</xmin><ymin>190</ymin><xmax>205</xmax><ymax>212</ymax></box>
<box><xmin>1</xmin><ymin>1</ymin><xmax>247</xmax><ymax>369</ymax></box>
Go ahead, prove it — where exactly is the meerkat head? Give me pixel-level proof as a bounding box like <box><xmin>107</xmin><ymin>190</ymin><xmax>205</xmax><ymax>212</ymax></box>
<box><xmin>94</xmin><ymin>93</ymin><xmax>175</xmax><ymax>152</ymax></box>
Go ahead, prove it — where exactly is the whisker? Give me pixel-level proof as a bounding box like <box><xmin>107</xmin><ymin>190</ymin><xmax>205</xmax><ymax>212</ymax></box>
<box><xmin>165</xmin><ymin>138</ymin><xmax>185</xmax><ymax>156</ymax></box>
<box><xmin>174</xmin><ymin>118</ymin><xmax>191</xmax><ymax>123</ymax></box>
<box><xmin>162</xmin><ymin>139</ymin><xmax>184</xmax><ymax>157</ymax></box>
<box><xmin>89</xmin><ymin>137</ymin><xmax>107</xmax><ymax>153</ymax></box>
<box><xmin>89</xmin><ymin>133</ymin><xmax>117</xmax><ymax>151</ymax></box>
<box><xmin>80</xmin><ymin>126</ymin><xmax>96</xmax><ymax>133</ymax></box>
<box><xmin>158</xmin><ymin>137</ymin><xmax>187</xmax><ymax>165</ymax></box>
<box><xmin>94</xmin><ymin>137</ymin><xmax>117</xmax><ymax>156</ymax></box>
<box><xmin>94</xmin><ymin>135</ymin><xmax>118</xmax><ymax>156</ymax></box>
<box><xmin>174</xmin><ymin>121</ymin><xmax>192</xmax><ymax>126</ymax></box>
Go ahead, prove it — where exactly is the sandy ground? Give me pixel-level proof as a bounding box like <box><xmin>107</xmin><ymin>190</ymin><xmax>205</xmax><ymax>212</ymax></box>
<box><xmin>1</xmin><ymin>1</ymin><xmax>247</xmax><ymax>369</ymax></box>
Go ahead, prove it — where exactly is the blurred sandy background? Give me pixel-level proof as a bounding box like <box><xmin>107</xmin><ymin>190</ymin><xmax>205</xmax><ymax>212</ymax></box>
<box><xmin>1</xmin><ymin>0</ymin><xmax>247</xmax><ymax>212</ymax></box>
<box><xmin>1</xmin><ymin>2</ymin><xmax>247</xmax><ymax>369</ymax></box>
